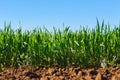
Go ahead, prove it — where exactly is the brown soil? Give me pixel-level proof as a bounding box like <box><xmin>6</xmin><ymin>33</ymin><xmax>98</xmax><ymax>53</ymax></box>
<box><xmin>0</xmin><ymin>66</ymin><xmax>120</xmax><ymax>80</ymax></box>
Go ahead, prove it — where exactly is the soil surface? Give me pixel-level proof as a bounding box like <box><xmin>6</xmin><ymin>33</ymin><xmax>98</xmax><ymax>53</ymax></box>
<box><xmin>0</xmin><ymin>66</ymin><xmax>120</xmax><ymax>80</ymax></box>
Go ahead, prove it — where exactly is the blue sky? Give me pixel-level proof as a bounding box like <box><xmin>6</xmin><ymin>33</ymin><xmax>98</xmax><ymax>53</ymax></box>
<box><xmin>0</xmin><ymin>0</ymin><xmax>120</xmax><ymax>31</ymax></box>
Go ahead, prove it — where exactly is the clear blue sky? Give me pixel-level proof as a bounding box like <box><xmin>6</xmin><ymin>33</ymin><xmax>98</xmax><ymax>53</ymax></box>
<box><xmin>0</xmin><ymin>0</ymin><xmax>120</xmax><ymax>31</ymax></box>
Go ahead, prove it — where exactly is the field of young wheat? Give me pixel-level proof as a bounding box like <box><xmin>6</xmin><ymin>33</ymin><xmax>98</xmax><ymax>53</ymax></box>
<box><xmin>0</xmin><ymin>20</ymin><xmax>120</xmax><ymax>70</ymax></box>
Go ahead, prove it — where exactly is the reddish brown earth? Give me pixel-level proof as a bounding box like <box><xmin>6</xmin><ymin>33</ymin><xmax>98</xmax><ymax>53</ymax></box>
<box><xmin>0</xmin><ymin>66</ymin><xmax>120</xmax><ymax>80</ymax></box>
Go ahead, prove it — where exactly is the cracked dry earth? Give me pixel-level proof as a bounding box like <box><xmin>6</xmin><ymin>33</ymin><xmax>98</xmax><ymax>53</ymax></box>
<box><xmin>0</xmin><ymin>66</ymin><xmax>120</xmax><ymax>80</ymax></box>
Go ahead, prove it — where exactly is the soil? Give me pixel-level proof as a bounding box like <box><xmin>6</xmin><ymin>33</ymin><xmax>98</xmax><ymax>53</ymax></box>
<box><xmin>0</xmin><ymin>66</ymin><xmax>120</xmax><ymax>80</ymax></box>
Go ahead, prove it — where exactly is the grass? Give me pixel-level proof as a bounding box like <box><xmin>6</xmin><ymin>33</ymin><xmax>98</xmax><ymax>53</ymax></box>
<box><xmin>0</xmin><ymin>20</ymin><xmax>120</xmax><ymax>70</ymax></box>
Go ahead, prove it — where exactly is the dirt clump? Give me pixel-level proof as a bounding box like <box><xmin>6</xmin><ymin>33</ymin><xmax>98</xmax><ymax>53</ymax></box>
<box><xmin>0</xmin><ymin>66</ymin><xmax>120</xmax><ymax>80</ymax></box>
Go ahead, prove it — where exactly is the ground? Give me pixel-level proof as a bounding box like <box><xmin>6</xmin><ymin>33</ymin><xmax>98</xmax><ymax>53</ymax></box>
<box><xmin>0</xmin><ymin>66</ymin><xmax>120</xmax><ymax>80</ymax></box>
